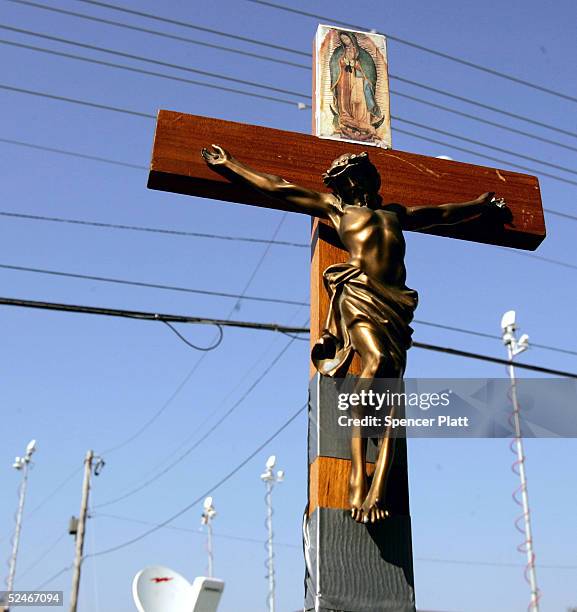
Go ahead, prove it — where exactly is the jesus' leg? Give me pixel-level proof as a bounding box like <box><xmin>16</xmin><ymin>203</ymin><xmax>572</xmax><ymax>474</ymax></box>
<box><xmin>346</xmin><ymin>322</ymin><xmax>391</xmax><ymax>523</ymax></box>
<box><xmin>360</xmin><ymin>408</ymin><xmax>396</xmax><ymax>523</ymax></box>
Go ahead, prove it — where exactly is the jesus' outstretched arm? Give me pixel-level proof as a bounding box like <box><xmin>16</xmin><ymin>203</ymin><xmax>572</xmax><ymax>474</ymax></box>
<box><xmin>202</xmin><ymin>144</ymin><xmax>333</xmax><ymax>218</ymax></box>
<box><xmin>398</xmin><ymin>192</ymin><xmax>511</xmax><ymax>231</ymax></box>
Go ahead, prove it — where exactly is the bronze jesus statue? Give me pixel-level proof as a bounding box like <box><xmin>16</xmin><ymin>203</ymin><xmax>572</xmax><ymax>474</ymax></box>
<box><xmin>202</xmin><ymin>145</ymin><xmax>508</xmax><ymax>524</ymax></box>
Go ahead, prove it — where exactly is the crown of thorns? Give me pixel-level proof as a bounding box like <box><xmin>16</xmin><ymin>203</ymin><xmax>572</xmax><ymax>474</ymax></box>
<box><xmin>322</xmin><ymin>152</ymin><xmax>378</xmax><ymax>187</ymax></box>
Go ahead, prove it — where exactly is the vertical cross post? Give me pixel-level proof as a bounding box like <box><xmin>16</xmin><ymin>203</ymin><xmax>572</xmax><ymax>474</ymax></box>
<box><xmin>304</xmin><ymin>219</ymin><xmax>415</xmax><ymax>612</ymax></box>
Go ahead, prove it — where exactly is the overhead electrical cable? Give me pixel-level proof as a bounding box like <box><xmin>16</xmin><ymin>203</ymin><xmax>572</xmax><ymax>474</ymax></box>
<box><xmin>99</xmin><ymin>213</ymin><xmax>294</xmax><ymax>455</ymax></box>
<box><xmin>34</xmin><ymin>564</ymin><xmax>73</xmax><ymax>590</ymax></box>
<box><xmin>1</xmin><ymin>15</ymin><xmax>575</xmax><ymax>140</ymax></box>
<box><xmin>0</xmin><ymin>24</ymin><xmax>309</xmax><ymax>100</ymax></box>
<box><xmin>99</xmin><ymin>212</ymin><xmax>293</xmax><ymax>457</ymax></box>
<box><xmin>72</xmin><ymin>0</ymin><xmax>309</xmax><ymax>57</ymax></box>
<box><xmin>1</xmin><ymin>296</ymin><xmax>575</xmax><ymax>376</ymax></box>
<box><xmin>94</xmin><ymin>332</ymin><xmax>300</xmax><ymax>508</ymax></box>
<box><xmin>1</xmin><ymin>74</ymin><xmax>576</xmax><ymax>197</ymax></box>
<box><xmin>0</xmin><ymin>263</ymin><xmax>309</xmax><ymax>306</ymax></box>
<box><xmin>0</xmin><ymin>39</ymin><xmax>308</xmax><ymax>108</ymax></box>
<box><xmin>394</xmin><ymin>127</ymin><xmax>577</xmax><ymax>188</ymax></box>
<box><xmin>6</xmin><ymin>0</ymin><xmax>310</xmax><ymax>69</ymax></box>
<box><xmin>245</xmin><ymin>0</ymin><xmax>577</xmax><ymax>105</ymax></box>
<box><xmin>16</xmin><ymin>531</ymin><xmax>68</xmax><ymax>580</ymax></box>
<box><xmin>85</xmin><ymin>402</ymin><xmax>306</xmax><ymax>558</ymax></box>
<box><xmin>90</xmin><ymin>513</ymin><xmax>577</xmax><ymax>569</ymax></box>
<box><xmin>0</xmin><ymin>297</ymin><xmax>306</xmax><ymax>340</ymax></box>
<box><xmin>0</xmin><ymin>210</ymin><xmax>308</xmax><ymax>247</ymax></box>
<box><xmin>390</xmin><ymin>75</ymin><xmax>577</xmax><ymax>140</ymax></box>
<box><xmin>3</xmin><ymin>76</ymin><xmax>576</xmax><ymax>157</ymax></box>
<box><xmin>66</xmin><ymin>0</ymin><xmax>577</xmax><ymax>106</ymax></box>
<box><xmin>94</xmin><ymin>512</ymin><xmax>300</xmax><ymax>547</ymax></box>
<box><xmin>0</xmin><ymin>82</ymin><xmax>155</xmax><ymax>119</ymax></box>
<box><xmin>393</xmin><ymin>115</ymin><xmax>577</xmax><ymax>176</ymax></box>
<box><xmin>391</xmin><ymin>91</ymin><xmax>577</xmax><ymax>154</ymax></box>
<box><xmin>10</xmin><ymin>0</ymin><xmax>575</xmax><ymax>139</ymax></box>
<box><xmin>0</xmin><ymin>135</ymin><xmax>147</xmax><ymax>170</ymax></box>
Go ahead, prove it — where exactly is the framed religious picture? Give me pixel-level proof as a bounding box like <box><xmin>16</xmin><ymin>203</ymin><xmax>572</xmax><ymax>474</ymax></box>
<box><xmin>314</xmin><ymin>24</ymin><xmax>392</xmax><ymax>148</ymax></box>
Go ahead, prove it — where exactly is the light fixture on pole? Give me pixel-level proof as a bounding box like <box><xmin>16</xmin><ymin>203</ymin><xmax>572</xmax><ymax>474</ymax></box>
<box><xmin>3</xmin><ymin>439</ymin><xmax>37</xmax><ymax>612</ymax></box>
<box><xmin>501</xmin><ymin>310</ymin><xmax>539</xmax><ymax>611</ymax></box>
<box><xmin>260</xmin><ymin>455</ymin><xmax>284</xmax><ymax>612</ymax></box>
<box><xmin>201</xmin><ymin>496</ymin><xmax>217</xmax><ymax>578</ymax></box>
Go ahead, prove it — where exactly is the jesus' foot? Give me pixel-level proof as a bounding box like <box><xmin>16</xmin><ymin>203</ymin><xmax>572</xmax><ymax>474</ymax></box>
<box><xmin>349</xmin><ymin>470</ymin><xmax>368</xmax><ymax>523</ymax></box>
<box><xmin>359</xmin><ymin>490</ymin><xmax>389</xmax><ymax>524</ymax></box>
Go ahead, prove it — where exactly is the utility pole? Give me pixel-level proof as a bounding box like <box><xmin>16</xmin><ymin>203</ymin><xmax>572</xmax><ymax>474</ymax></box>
<box><xmin>69</xmin><ymin>450</ymin><xmax>103</xmax><ymax>612</ymax></box>
<box><xmin>501</xmin><ymin>311</ymin><xmax>540</xmax><ymax>611</ymax></box>
<box><xmin>201</xmin><ymin>496</ymin><xmax>217</xmax><ymax>578</ymax></box>
<box><xmin>3</xmin><ymin>440</ymin><xmax>37</xmax><ymax>612</ymax></box>
<box><xmin>260</xmin><ymin>455</ymin><xmax>284</xmax><ymax>612</ymax></box>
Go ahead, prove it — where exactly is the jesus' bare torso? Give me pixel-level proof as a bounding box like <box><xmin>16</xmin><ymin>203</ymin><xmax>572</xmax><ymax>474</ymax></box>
<box><xmin>202</xmin><ymin>145</ymin><xmax>507</xmax><ymax>523</ymax></box>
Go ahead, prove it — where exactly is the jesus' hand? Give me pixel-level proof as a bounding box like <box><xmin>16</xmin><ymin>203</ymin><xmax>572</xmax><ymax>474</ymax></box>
<box><xmin>201</xmin><ymin>144</ymin><xmax>231</xmax><ymax>166</ymax></box>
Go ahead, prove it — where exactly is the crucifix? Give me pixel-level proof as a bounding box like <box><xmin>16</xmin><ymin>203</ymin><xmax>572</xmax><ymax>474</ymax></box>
<box><xmin>147</xmin><ymin>27</ymin><xmax>545</xmax><ymax>612</ymax></box>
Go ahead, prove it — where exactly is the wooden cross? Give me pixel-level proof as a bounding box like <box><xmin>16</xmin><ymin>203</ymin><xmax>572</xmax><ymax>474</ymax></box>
<box><xmin>147</xmin><ymin>110</ymin><xmax>544</xmax><ymax>611</ymax></box>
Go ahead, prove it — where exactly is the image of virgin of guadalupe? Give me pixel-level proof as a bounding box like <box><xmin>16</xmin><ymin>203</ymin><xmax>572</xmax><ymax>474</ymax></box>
<box><xmin>329</xmin><ymin>30</ymin><xmax>385</xmax><ymax>142</ymax></box>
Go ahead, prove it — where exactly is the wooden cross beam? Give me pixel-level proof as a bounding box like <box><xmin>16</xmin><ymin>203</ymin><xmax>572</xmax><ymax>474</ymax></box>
<box><xmin>148</xmin><ymin>111</ymin><xmax>545</xmax><ymax>250</ymax></box>
<box><xmin>148</xmin><ymin>109</ymin><xmax>545</xmax><ymax>611</ymax></box>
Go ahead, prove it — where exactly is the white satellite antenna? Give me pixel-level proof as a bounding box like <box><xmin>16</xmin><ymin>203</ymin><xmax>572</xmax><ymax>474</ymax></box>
<box><xmin>133</xmin><ymin>565</ymin><xmax>224</xmax><ymax>612</ymax></box>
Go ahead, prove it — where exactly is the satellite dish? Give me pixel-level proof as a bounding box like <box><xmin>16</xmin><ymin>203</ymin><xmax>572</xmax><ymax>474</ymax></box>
<box><xmin>133</xmin><ymin>567</ymin><xmax>225</xmax><ymax>612</ymax></box>
<box><xmin>265</xmin><ymin>455</ymin><xmax>276</xmax><ymax>469</ymax></box>
<box><xmin>501</xmin><ymin>310</ymin><xmax>516</xmax><ymax>331</ymax></box>
<box><xmin>203</xmin><ymin>496</ymin><xmax>213</xmax><ymax>511</ymax></box>
<box><xmin>133</xmin><ymin>566</ymin><xmax>192</xmax><ymax>612</ymax></box>
<box><xmin>26</xmin><ymin>440</ymin><xmax>37</xmax><ymax>456</ymax></box>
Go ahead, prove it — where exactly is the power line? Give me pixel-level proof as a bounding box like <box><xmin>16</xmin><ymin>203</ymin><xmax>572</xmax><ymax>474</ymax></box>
<box><xmin>6</xmin><ymin>0</ymin><xmax>310</xmax><ymax>70</ymax></box>
<box><xmin>2</xmin><ymin>295</ymin><xmax>576</xmax><ymax>376</ymax></box>
<box><xmin>0</xmin><ymin>83</ymin><xmax>155</xmax><ymax>119</ymax></box>
<box><xmin>94</xmin><ymin>332</ymin><xmax>299</xmax><ymax>508</ymax></box>
<box><xmin>502</xmin><ymin>248</ymin><xmax>577</xmax><ymax>274</ymax></box>
<box><xmin>412</xmin><ymin>340</ymin><xmax>577</xmax><ymax>379</ymax></box>
<box><xmin>394</xmin><ymin>127</ymin><xmax>577</xmax><ymax>188</ymax></box>
<box><xmin>0</xmin><ymin>298</ymin><xmax>310</xmax><ymax>334</ymax></box>
<box><xmin>85</xmin><ymin>402</ymin><xmax>306</xmax><ymax>558</ymax></box>
<box><xmin>72</xmin><ymin>0</ymin><xmax>309</xmax><ymax>58</ymax></box>
<box><xmin>391</xmin><ymin>91</ymin><xmax>577</xmax><ymax>154</ymax></box>
<box><xmin>90</xmin><ymin>513</ymin><xmax>577</xmax><ymax>569</ymax></box>
<box><xmin>10</xmin><ymin>0</ymin><xmax>577</xmax><ymax>142</ymax></box>
<box><xmin>0</xmin><ymin>135</ymin><xmax>147</xmax><ymax>170</ymax></box>
<box><xmin>93</xmin><ymin>512</ymin><xmax>300</xmax><ymax>548</ymax></box>
<box><xmin>2</xmin><ymin>37</ymin><xmax>577</xmax><ymax>187</ymax></box>
<box><xmin>2</xmin><ymin>20</ymin><xmax>576</xmax><ymax>146</ymax></box>
<box><xmin>16</xmin><ymin>531</ymin><xmax>68</xmax><ymax>581</ymax></box>
<box><xmin>391</xmin><ymin>74</ymin><xmax>577</xmax><ymax>141</ymax></box>
<box><xmin>2</xmin><ymin>98</ymin><xmax>577</xmax><ymax>218</ymax></box>
<box><xmin>245</xmin><ymin>0</ymin><xmax>577</xmax><ymax>105</ymax></box>
<box><xmin>415</xmin><ymin>556</ymin><xmax>577</xmax><ymax>571</ymax></box>
<box><xmin>34</xmin><ymin>565</ymin><xmax>73</xmax><ymax>591</ymax></box>
<box><xmin>0</xmin><ymin>39</ymin><xmax>307</xmax><ymax>108</ymax></box>
<box><xmin>0</xmin><ymin>263</ymin><xmax>309</xmax><ymax>306</ymax></box>
<box><xmin>2</xmin><ymin>67</ymin><xmax>576</xmax><ymax>198</ymax></box>
<box><xmin>4</xmin><ymin>23</ymin><xmax>576</xmax><ymax>162</ymax></box>
<box><xmin>0</xmin><ymin>210</ymin><xmax>308</xmax><ymax>247</ymax></box>
<box><xmin>0</xmin><ymin>24</ymin><xmax>309</xmax><ymax>101</ymax></box>
<box><xmin>412</xmin><ymin>319</ymin><xmax>577</xmax><ymax>358</ymax></box>
<box><xmin>393</xmin><ymin>115</ymin><xmax>577</xmax><ymax>177</ymax></box>
<box><xmin>100</xmin><ymin>210</ymin><xmax>297</xmax><ymax>455</ymax></box>
<box><xmin>26</xmin><ymin>465</ymin><xmax>83</xmax><ymax>517</ymax></box>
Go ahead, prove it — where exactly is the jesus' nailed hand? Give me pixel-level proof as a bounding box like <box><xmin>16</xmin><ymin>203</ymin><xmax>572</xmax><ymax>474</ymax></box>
<box><xmin>202</xmin><ymin>143</ymin><xmax>509</xmax><ymax>524</ymax></box>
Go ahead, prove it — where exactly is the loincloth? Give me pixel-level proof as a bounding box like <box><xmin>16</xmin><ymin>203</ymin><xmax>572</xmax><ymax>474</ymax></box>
<box><xmin>311</xmin><ymin>262</ymin><xmax>418</xmax><ymax>377</ymax></box>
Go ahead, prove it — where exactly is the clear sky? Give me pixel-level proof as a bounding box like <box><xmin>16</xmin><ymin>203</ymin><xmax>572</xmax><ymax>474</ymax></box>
<box><xmin>1</xmin><ymin>0</ymin><xmax>577</xmax><ymax>611</ymax></box>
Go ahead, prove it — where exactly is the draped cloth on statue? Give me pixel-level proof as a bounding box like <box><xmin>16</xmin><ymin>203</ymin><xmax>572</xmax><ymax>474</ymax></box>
<box><xmin>311</xmin><ymin>262</ymin><xmax>418</xmax><ymax>378</ymax></box>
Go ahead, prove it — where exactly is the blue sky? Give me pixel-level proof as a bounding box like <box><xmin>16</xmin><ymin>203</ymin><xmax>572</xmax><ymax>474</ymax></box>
<box><xmin>1</xmin><ymin>0</ymin><xmax>577</xmax><ymax>610</ymax></box>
